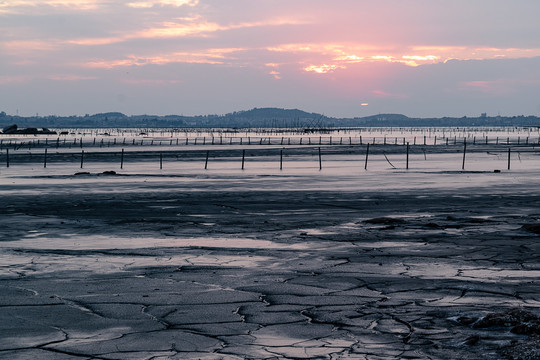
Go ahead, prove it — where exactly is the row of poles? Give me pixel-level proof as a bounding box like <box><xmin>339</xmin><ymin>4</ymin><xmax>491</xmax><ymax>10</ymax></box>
<box><xmin>1</xmin><ymin>134</ymin><xmax>538</xmax><ymax>151</ymax></box>
<box><xmin>37</xmin><ymin>126</ymin><xmax>540</xmax><ymax>139</ymax></box>
<box><xmin>1</xmin><ymin>142</ymin><xmax>516</xmax><ymax>171</ymax></box>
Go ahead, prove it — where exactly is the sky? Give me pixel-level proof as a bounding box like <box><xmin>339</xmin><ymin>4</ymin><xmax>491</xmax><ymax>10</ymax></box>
<box><xmin>1</xmin><ymin>0</ymin><xmax>540</xmax><ymax>118</ymax></box>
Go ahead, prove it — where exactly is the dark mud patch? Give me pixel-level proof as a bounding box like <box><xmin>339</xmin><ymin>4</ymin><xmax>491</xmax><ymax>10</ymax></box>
<box><xmin>365</xmin><ymin>217</ymin><xmax>407</xmax><ymax>225</ymax></box>
<box><xmin>458</xmin><ymin>308</ymin><xmax>540</xmax><ymax>360</ymax></box>
<box><xmin>522</xmin><ymin>223</ymin><xmax>540</xmax><ymax>235</ymax></box>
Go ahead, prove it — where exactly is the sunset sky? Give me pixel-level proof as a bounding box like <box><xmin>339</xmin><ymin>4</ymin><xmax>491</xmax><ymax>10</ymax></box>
<box><xmin>1</xmin><ymin>0</ymin><xmax>540</xmax><ymax>118</ymax></box>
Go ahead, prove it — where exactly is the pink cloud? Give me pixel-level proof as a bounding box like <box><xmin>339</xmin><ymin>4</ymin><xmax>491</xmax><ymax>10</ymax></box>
<box><xmin>126</xmin><ymin>0</ymin><xmax>198</xmax><ymax>8</ymax></box>
<box><xmin>0</xmin><ymin>75</ymin><xmax>32</xmax><ymax>85</ymax></box>
<box><xmin>47</xmin><ymin>75</ymin><xmax>97</xmax><ymax>81</ymax></box>
<box><xmin>120</xmin><ymin>79</ymin><xmax>181</xmax><ymax>85</ymax></box>
<box><xmin>0</xmin><ymin>0</ymin><xmax>103</xmax><ymax>13</ymax></box>
<box><xmin>82</xmin><ymin>49</ymin><xmax>243</xmax><ymax>69</ymax></box>
<box><xmin>269</xmin><ymin>70</ymin><xmax>281</xmax><ymax>80</ymax></box>
<box><xmin>460</xmin><ymin>80</ymin><xmax>515</xmax><ymax>96</ymax></box>
<box><xmin>372</xmin><ymin>90</ymin><xmax>408</xmax><ymax>99</ymax></box>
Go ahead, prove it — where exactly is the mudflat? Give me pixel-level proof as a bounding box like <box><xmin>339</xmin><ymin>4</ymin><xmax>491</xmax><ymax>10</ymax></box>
<box><xmin>1</xmin><ymin>165</ymin><xmax>540</xmax><ymax>359</ymax></box>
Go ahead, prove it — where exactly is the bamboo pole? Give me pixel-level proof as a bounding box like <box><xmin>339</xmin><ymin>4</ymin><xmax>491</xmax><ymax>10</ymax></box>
<box><xmin>406</xmin><ymin>142</ymin><xmax>409</xmax><ymax>170</ymax></box>
<box><xmin>364</xmin><ymin>143</ymin><xmax>370</xmax><ymax>170</ymax></box>
<box><xmin>462</xmin><ymin>140</ymin><xmax>467</xmax><ymax>170</ymax></box>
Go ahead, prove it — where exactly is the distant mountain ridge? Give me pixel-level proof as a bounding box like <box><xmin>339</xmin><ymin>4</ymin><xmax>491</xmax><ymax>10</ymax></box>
<box><xmin>1</xmin><ymin>108</ymin><xmax>539</xmax><ymax>128</ymax></box>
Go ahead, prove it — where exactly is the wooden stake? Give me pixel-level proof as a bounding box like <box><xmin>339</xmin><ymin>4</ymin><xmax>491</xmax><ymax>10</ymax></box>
<box><xmin>462</xmin><ymin>140</ymin><xmax>467</xmax><ymax>170</ymax></box>
<box><xmin>80</xmin><ymin>150</ymin><xmax>84</xmax><ymax>168</ymax></box>
<box><xmin>205</xmin><ymin>150</ymin><xmax>209</xmax><ymax>169</ymax></box>
<box><xmin>406</xmin><ymin>142</ymin><xmax>409</xmax><ymax>170</ymax></box>
<box><xmin>241</xmin><ymin>149</ymin><xmax>245</xmax><ymax>170</ymax></box>
<box><xmin>121</xmin><ymin>148</ymin><xmax>124</xmax><ymax>169</ymax></box>
<box><xmin>44</xmin><ymin>148</ymin><xmax>47</xmax><ymax>168</ymax></box>
<box><xmin>318</xmin><ymin>147</ymin><xmax>322</xmax><ymax>170</ymax></box>
<box><xmin>160</xmin><ymin>153</ymin><xmax>163</xmax><ymax>170</ymax></box>
<box><xmin>507</xmin><ymin>147</ymin><xmax>511</xmax><ymax>170</ymax></box>
<box><xmin>365</xmin><ymin>143</ymin><xmax>370</xmax><ymax>170</ymax></box>
<box><xmin>280</xmin><ymin>149</ymin><xmax>283</xmax><ymax>170</ymax></box>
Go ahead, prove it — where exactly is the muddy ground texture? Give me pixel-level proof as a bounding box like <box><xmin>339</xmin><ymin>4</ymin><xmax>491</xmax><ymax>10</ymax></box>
<box><xmin>1</xmin><ymin>178</ymin><xmax>540</xmax><ymax>359</ymax></box>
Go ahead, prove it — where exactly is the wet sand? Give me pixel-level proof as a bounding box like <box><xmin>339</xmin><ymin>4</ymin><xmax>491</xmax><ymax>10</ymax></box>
<box><xmin>1</xmin><ymin>161</ymin><xmax>540</xmax><ymax>359</ymax></box>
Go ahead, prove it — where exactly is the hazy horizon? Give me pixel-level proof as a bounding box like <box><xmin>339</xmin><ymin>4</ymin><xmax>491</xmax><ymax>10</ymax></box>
<box><xmin>1</xmin><ymin>107</ymin><xmax>537</xmax><ymax>120</ymax></box>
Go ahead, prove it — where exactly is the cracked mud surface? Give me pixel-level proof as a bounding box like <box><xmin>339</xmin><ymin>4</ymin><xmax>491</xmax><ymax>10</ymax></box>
<box><xmin>1</xmin><ymin>173</ymin><xmax>540</xmax><ymax>359</ymax></box>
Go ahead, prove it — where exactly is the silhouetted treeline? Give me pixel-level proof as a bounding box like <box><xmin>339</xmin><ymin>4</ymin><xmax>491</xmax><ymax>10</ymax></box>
<box><xmin>1</xmin><ymin>108</ymin><xmax>540</xmax><ymax>129</ymax></box>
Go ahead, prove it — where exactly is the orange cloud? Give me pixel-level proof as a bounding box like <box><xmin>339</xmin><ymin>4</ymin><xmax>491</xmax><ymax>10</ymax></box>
<box><xmin>65</xmin><ymin>17</ymin><xmax>306</xmax><ymax>48</ymax></box>
<box><xmin>269</xmin><ymin>70</ymin><xmax>281</xmax><ymax>80</ymax></box>
<box><xmin>334</xmin><ymin>55</ymin><xmax>364</xmax><ymax>63</ymax></box>
<box><xmin>83</xmin><ymin>48</ymin><xmax>243</xmax><ymax>68</ymax></box>
<box><xmin>67</xmin><ymin>37</ymin><xmax>124</xmax><ymax>46</ymax></box>
<box><xmin>139</xmin><ymin>21</ymin><xmax>222</xmax><ymax>38</ymax></box>
<box><xmin>268</xmin><ymin>43</ymin><xmax>540</xmax><ymax>75</ymax></box>
<box><xmin>2</xmin><ymin>40</ymin><xmax>58</xmax><ymax>53</ymax></box>
<box><xmin>304</xmin><ymin>64</ymin><xmax>345</xmax><ymax>74</ymax></box>
<box><xmin>139</xmin><ymin>18</ymin><xmax>306</xmax><ymax>39</ymax></box>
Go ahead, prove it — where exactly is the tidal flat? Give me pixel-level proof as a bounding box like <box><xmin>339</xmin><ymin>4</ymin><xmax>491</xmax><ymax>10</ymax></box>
<box><xmin>1</xmin><ymin>137</ymin><xmax>540</xmax><ymax>359</ymax></box>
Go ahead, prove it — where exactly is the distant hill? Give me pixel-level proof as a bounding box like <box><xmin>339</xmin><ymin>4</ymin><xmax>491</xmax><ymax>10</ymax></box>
<box><xmin>1</xmin><ymin>108</ymin><xmax>540</xmax><ymax>129</ymax></box>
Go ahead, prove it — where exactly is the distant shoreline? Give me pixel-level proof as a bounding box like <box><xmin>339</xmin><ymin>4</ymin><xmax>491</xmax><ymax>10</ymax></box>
<box><xmin>2</xmin><ymin>107</ymin><xmax>540</xmax><ymax>128</ymax></box>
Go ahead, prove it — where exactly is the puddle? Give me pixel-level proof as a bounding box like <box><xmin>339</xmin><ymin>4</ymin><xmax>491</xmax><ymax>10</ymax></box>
<box><xmin>2</xmin><ymin>235</ymin><xmax>322</xmax><ymax>251</ymax></box>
